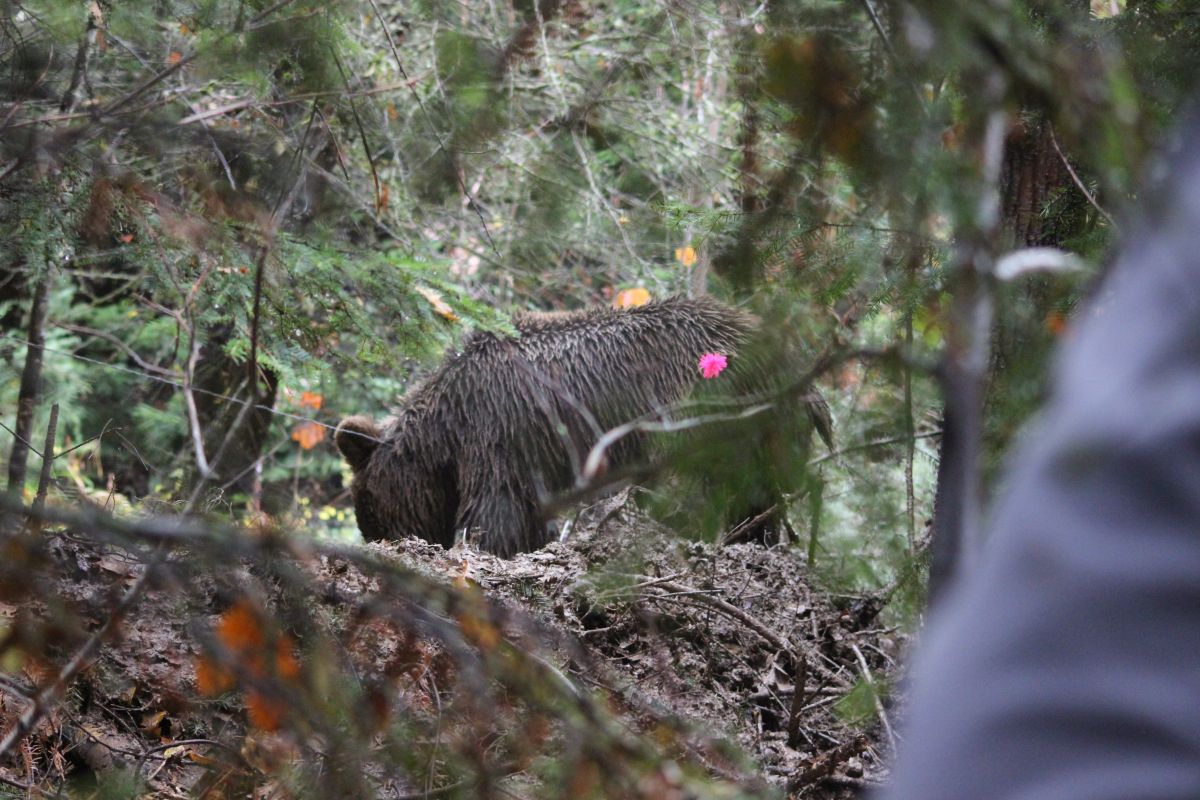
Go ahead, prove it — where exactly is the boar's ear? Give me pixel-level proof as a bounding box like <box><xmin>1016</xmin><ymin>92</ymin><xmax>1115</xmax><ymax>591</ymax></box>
<box><xmin>335</xmin><ymin>416</ymin><xmax>382</xmax><ymax>471</ymax></box>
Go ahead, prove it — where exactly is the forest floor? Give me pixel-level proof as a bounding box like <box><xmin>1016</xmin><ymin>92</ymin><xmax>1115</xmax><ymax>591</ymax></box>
<box><xmin>0</xmin><ymin>495</ymin><xmax>902</xmax><ymax>798</ymax></box>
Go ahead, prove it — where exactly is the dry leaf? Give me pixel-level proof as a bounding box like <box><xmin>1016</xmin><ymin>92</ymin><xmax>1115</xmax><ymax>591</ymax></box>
<box><xmin>674</xmin><ymin>245</ymin><xmax>697</xmax><ymax>267</ymax></box>
<box><xmin>245</xmin><ymin>692</ymin><xmax>285</xmax><ymax>732</ymax></box>
<box><xmin>415</xmin><ymin>285</ymin><xmax>459</xmax><ymax>322</ymax></box>
<box><xmin>141</xmin><ymin>710</ymin><xmax>167</xmax><ymax>734</ymax></box>
<box><xmin>291</xmin><ymin>421</ymin><xmax>326</xmax><ymax>450</ymax></box>
<box><xmin>195</xmin><ymin>656</ymin><xmax>234</xmax><ymax>696</ymax></box>
<box><xmin>614</xmin><ymin>287</ymin><xmax>652</xmax><ymax>308</ymax></box>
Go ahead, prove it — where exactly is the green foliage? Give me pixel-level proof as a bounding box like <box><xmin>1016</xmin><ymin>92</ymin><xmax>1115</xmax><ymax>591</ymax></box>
<box><xmin>1</xmin><ymin>0</ymin><xmax>1196</xmax><ymax>607</ymax></box>
<box><xmin>4</xmin><ymin>0</ymin><xmax>1200</xmax><ymax>795</ymax></box>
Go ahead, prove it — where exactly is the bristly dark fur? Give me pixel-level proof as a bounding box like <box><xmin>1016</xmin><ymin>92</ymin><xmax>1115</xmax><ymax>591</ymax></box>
<box><xmin>335</xmin><ymin>296</ymin><xmax>753</xmax><ymax>557</ymax></box>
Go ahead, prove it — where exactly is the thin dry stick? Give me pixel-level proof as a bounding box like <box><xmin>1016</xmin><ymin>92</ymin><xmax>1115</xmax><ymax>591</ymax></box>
<box><xmin>581</xmin><ymin>402</ymin><xmax>773</xmax><ymax>480</ymax></box>
<box><xmin>365</xmin><ymin>0</ymin><xmax>498</xmax><ymax>257</ymax></box>
<box><xmin>786</xmin><ymin>653</ymin><xmax>809</xmax><ymax>749</ymax></box>
<box><xmin>1048</xmin><ymin>125</ymin><xmax>1117</xmax><ymax>229</ymax></box>
<box><xmin>182</xmin><ymin>338</ymin><xmax>210</xmax><ymax>478</ymax></box>
<box><xmin>857</xmin><ymin>0</ymin><xmax>900</xmax><ymax>66</ymax></box>
<box><xmin>247</xmin><ymin>99</ymin><xmax>319</xmax><ymax>402</ymax></box>
<box><xmin>54</xmin><ymin>322</ymin><xmax>181</xmax><ymax>378</ymax></box>
<box><xmin>31</xmin><ymin>403</ymin><xmax>59</xmax><ymax>518</ymax></box>
<box><xmin>809</xmin><ymin>429</ymin><xmax>941</xmax><ymax>466</ymax></box>
<box><xmin>330</xmin><ymin>48</ymin><xmax>383</xmax><ymax>214</ymax></box>
<box><xmin>60</xmin><ymin>6</ymin><xmax>99</xmax><ymax>113</ymax></box>
<box><xmin>904</xmin><ymin>314</ymin><xmax>917</xmax><ymax>551</ymax></box>
<box><xmin>851</xmin><ymin>643</ymin><xmax>897</xmax><ymax>752</ymax></box>
<box><xmin>788</xmin><ymin>735</ymin><xmax>870</xmax><ymax>791</ymax></box>
<box><xmin>650</xmin><ymin>580</ymin><xmax>850</xmax><ymax>688</ymax></box>
<box><xmin>0</xmin><ymin>333</ymin><xmax>373</xmax><ymax>441</ymax></box>
<box><xmin>721</xmin><ymin>503</ymin><xmax>780</xmax><ymax>546</ymax></box>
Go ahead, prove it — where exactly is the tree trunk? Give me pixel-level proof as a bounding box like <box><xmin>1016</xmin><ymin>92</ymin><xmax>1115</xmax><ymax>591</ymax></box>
<box><xmin>1001</xmin><ymin>117</ymin><xmax>1077</xmax><ymax>248</ymax></box>
<box><xmin>187</xmin><ymin>326</ymin><xmax>279</xmax><ymax>506</ymax></box>
<box><xmin>929</xmin><ymin>114</ymin><xmax>1087</xmax><ymax>601</ymax></box>
<box><xmin>6</xmin><ymin>271</ymin><xmax>51</xmax><ymax>495</ymax></box>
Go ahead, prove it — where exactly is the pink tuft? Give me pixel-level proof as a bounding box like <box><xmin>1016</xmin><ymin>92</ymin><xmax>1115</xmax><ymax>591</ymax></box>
<box><xmin>698</xmin><ymin>352</ymin><xmax>728</xmax><ymax>379</ymax></box>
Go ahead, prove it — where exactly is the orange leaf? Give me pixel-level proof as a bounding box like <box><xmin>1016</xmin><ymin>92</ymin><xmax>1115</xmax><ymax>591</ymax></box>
<box><xmin>195</xmin><ymin>655</ymin><xmax>234</xmax><ymax>696</ymax></box>
<box><xmin>141</xmin><ymin>710</ymin><xmax>167</xmax><ymax>734</ymax></box>
<box><xmin>1045</xmin><ymin>311</ymin><xmax>1068</xmax><ymax>336</ymax></box>
<box><xmin>456</xmin><ymin>611</ymin><xmax>501</xmax><ymax>651</ymax></box>
<box><xmin>614</xmin><ymin>287</ymin><xmax>651</xmax><ymax>308</ymax></box>
<box><xmin>674</xmin><ymin>245</ymin><xmax>697</xmax><ymax>267</ymax></box>
<box><xmin>291</xmin><ymin>421</ymin><xmax>326</xmax><ymax>450</ymax></box>
<box><xmin>377</xmin><ymin>183</ymin><xmax>390</xmax><ymax>213</ymax></box>
<box><xmin>414</xmin><ymin>286</ymin><xmax>459</xmax><ymax>322</ymax></box>
<box><xmin>274</xmin><ymin>636</ymin><xmax>301</xmax><ymax>681</ymax></box>
<box><xmin>298</xmin><ymin>391</ymin><xmax>323</xmax><ymax>410</ymax></box>
<box><xmin>246</xmin><ymin>691</ymin><xmax>287</xmax><ymax>732</ymax></box>
<box><xmin>167</xmin><ymin>51</ymin><xmax>182</xmax><ymax>65</ymax></box>
<box><xmin>217</xmin><ymin>600</ymin><xmax>264</xmax><ymax>652</ymax></box>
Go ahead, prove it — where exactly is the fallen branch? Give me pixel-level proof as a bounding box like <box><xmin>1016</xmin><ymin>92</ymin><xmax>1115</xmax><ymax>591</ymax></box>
<box><xmin>851</xmin><ymin>643</ymin><xmax>897</xmax><ymax>752</ymax></box>
<box><xmin>647</xmin><ymin>579</ymin><xmax>850</xmax><ymax>688</ymax></box>
<box><xmin>787</xmin><ymin>734</ymin><xmax>869</xmax><ymax>792</ymax></box>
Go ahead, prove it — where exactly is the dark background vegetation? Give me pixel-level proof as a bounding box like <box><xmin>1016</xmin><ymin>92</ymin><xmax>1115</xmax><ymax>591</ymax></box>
<box><xmin>1</xmin><ymin>0</ymin><xmax>1198</xmax><ymax>796</ymax></box>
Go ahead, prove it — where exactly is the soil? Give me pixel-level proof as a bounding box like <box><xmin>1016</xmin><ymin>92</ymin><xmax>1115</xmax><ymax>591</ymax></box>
<box><xmin>0</xmin><ymin>496</ymin><xmax>903</xmax><ymax>798</ymax></box>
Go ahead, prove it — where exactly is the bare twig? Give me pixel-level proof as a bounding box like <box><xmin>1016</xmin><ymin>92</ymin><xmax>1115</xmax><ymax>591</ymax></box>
<box><xmin>330</xmin><ymin>48</ymin><xmax>383</xmax><ymax>214</ymax></box>
<box><xmin>60</xmin><ymin>7</ymin><xmax>99</xmax><ymax>113</ymax></box>
<box><xmin>581</xmin><ymin>402</ymin><xmax>773</xmax><ymax>481</ymax></box>
<box><xmin>904</xmin><ymin>315</ymin><xmax>917</xmax><ymax>551</ymax></box>
<box><xmin>0</xmin><ymin>419</ymin><xmax>40</xmax><ymax>460</ymax></box>
<box><xmin>177</xmin><ymin>98</ymin><xmax>255</xmax><ymax>125</ymax></box>
<box><xmin>649</xmin><ymin>580</ymin><xmax>850</xmax><ymax>688</ymax></box>
<box><xmin>365</xmin><ymin>0</ymin><xmax>499</xmax><ymax>257</ymax></box>
<box><xmin>0</xmin><ymin>333</ymin><xmax>364</xmax><ymax>441</ymax></box>
<box><xmin>246</xmin><ymin>99</ymin><xmax>318</xmax><ymax>406</ymax></box>
<box><xmin>788</xmin><ymin>735</ymin><xmax>870</xmax><ymax>791</ymax></box>
<box><xmin>1049</xmin><ymin>125</ymin><xmax>1117</xmax><ymax>229</ymax></box>
<box><xmin>857</xmin><ymin>0</ymin><xmax>900</xmax><ymax>67</ymax></box>
<box><xmin>851</xmin><ymin>643</ymin><xmax>897</xmax><ymax>752</ymax></box>
<box><xmin>786</xmin><ymin>653</ymin><xmax>808</xmax><ymax>749</ymax></box>
<box><xmin>182</xmin><ymin>338</ymin><xmax>211</xmax><ymax>479</ymax></box>
<box><xmin>809</xmin><ymin>429</ymin><xmax>941</xmax><ymax>466</ymax></box>
<box><xmin>30</xmin><ymin>403</ymin><xmax>58</xmax><ymax>520</ymax></box>
<box><xmin>54</xmin><ymin>322</ymin><xmax>181</xmax><ymax>378</ymax></box>
<box><xmin>720</xmin><ymin>504</ymin><xmax>779</xmax><ymax>546</ymax></box>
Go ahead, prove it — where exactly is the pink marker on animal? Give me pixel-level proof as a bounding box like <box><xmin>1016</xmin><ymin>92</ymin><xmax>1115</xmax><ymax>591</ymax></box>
<box><xmin>698</xmin><ymin>352</ymin><xmax>728</xmax><ymax>379</ymax></box>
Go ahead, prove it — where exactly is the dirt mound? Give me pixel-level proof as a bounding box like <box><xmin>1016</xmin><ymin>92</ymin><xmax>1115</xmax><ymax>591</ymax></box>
<box><xmin>0</xmin><ymin>498</ymin><xmax>901</xmax><ymax>797</ymax></box>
